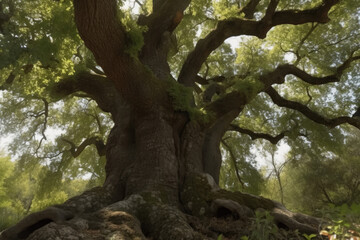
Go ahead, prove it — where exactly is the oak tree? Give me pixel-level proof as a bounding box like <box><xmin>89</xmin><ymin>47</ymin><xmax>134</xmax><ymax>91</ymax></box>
<box><xmin>0</xmin><ymin>0</ymin><xmax>359</xmax><ymax>239</ymax></box>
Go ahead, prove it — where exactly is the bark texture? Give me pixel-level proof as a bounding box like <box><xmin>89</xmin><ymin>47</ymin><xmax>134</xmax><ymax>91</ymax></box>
<box><xmin>2</xmin><ymin>0</ymin><xmax>359</xmax><ymax>239</ymax></box>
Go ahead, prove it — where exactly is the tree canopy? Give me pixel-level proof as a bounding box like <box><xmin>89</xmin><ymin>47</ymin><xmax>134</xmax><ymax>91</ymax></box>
<box><xmin>1</xmin><ymin>0</ymin><xmax>360</xmax><ymax>239</ymax></box>
<box><xmin>1</xmin><ymin>0</ymin><xmax>359</xmax><ymax>192</ymax></box>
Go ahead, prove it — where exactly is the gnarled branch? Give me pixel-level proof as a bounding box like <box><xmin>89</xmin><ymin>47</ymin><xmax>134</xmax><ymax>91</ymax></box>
<box><xmin>261</xmin><ymin>53</ymin><xmax>360</xmax><ymax>87</ymax></box>
<box><xmin>141</xmin><ymin>0</ymin><xmax>190</xmax><ymax>35</ymax></box>
<box><xmin>265</xmin><ymin>86</ymin><xmax>360</xmax><ymax>130</ymax></box>
<box><xmin>203</xmin><ymin>83</ymin><xmax>225</xmax><ymax>102</ymax></box>
<box><xmin>270</xmin><ymin>0</ymin><xmax>339</xmax><ymax>26</ymax></box>
<box><xmin>73</xmin><ymin>0</ymin><xmax>126</xmax><ymax>64</ymax></box>
<box><xmin>229</xmin><ymin>124</ymin><xmax>286</xmax><ymax>144</ymax></box>
<box><xmin>61</xmin><ymin>136</ymin><xmax>106</xmax><ymax>158</ymax></box>
<box><xmin>205</xmin><ymin>91</ymin><xmax>246</xmax><ymax>121</ymax></box>
<box><xmin>178</xmin><ymin>0</ymin><xmax>340</xmax><ymax>87</ymax></box>
<box><xmin>138</xmin><ymin>0</ymin><xmax>190</xmax><ymax>79</ymax></box>
<box><xmin>240</xmin><ymin>0</ymin><xmax>261</xmax><ymax>19</ymax></box>
<box><xmin>50</xmin><ymin>72</ymin><xmax>123</xmax><ymax>118</ymax></box>
<box><xmin>73</xmin><ymin>1</ymin><xmax>169</xmax><ymax>108</ymax></box>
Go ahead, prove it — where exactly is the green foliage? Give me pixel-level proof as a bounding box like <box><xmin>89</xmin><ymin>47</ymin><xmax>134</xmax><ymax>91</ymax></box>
<box><xmin>0</xmin><ymin>154</ymin><xmax>90</xmax><ymax>231</ymax></box>
<box><xmin>248</xmin><ymin>210</ymin><xmax>278</xmax><ymax>240</ymax></box>
<box><xmin>28</xmin><ymin>37</ymin><xmax>54</xmax><ymax>65</ymax></box>
<box><xmin>0</xmin><ymin>92</ymin><xmax>109</xmax><ymax>197</ymax></box>
<box><xmin>319</xmin><ymin>203</ymin><xmax>360</xmax><ymax>240</ymax></box>
<box><xmin>232</xmin><ymin>76</ymin><xmax>264</xmax><ymax>102</ymax></box>
<box><xmin>167</xmin><ymin>79</ymin><xmax>212</xmax><ymax>122</ymax></box>
<box><xmin>31</xmin><ymin>191</ymin><xmax>68</xmax><ymax>211</ymax></box>
<box><xmin>261</xmin><ymin>129</ymin><xmax>360</xmax><ymax>216</ymax></box>
<box><xmin>220</xmin><ymin>133</ymin><xmax>265</xmax><ymax>195</ymax></box>
<box><xmin>0</xmin><ymin>155</ymin><xmax>13</xmax><ymax>189</ymax></box>
<box><xmin>302</xmin><ymin>233</ymin><xmax>317</xmax><ymax>240</ymax></box>
<box><xmin>118</xmin><ymin>11</ymin><xmax>147</xmax><ymax>58</ymax></box>
<box><xmin>0</xmin><ymin>0</ymin><xmax>78</xmax><ymax>96</ymax></box>
<box><xmin>0</xmin><ymin>155</ymin><xmax>16</xmax><ymax>230</ymax></box>
<box><xmin>213</xmin><ymin>0</ymin><xmax>243</xmax><ymax>19</ymax></box>
<box><xmin>167</xmin><ymin>80</ymin><xmax>194</xmax><ymax>112</ymax></box>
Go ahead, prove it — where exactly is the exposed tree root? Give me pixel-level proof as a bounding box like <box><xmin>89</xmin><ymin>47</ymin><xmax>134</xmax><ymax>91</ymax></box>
<box><xmin>0</xmin><ymin>207</ymin><xmax>73</xmax><ymax>240</ymax></box>
<box><xmin>1</xmin><ymin>174</ymin><xmax>325</xmax><ymax>240</ymax></box>
<box><xmin>180</xmin><ymin>173</ymin><xmax>323</xmax><ymax>237</ymax></box>
<box><xmin>60</xmin><ymin>186</ymin><xmax>115</xmax><ymax>214</ymax></box>
<box><xmin>104</xmin><ymin>194</ymin><xmax>200</xmax><ymax>239</ymax></box>
<box><xmin>271</xmin><ymin>204</ymin><xmax>323</xmax><ymax>234</ymax></box>
<box><xmin>1</xmin><ymin>193</ymin><xmax>202</xmax><ymax>240</ymax></box>
<box><xmin>0</xmin><ymin>187</ymin><xmax>113</xmax><ymax>240</ymax></box>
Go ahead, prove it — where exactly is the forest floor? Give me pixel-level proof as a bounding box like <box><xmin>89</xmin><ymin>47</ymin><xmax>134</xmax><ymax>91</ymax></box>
<box><xmin>185</xmin><ymin>214</ymin><xmax>326</xmax><ymax>240</ymax></box>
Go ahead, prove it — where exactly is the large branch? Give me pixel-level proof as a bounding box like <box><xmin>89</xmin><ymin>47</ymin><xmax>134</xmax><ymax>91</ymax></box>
<box><xmin>143</xmin><ymin>0</ymin><xmax>190</xmax><ymax>33</ymax></box>
<box><xmin>198</xmin><ymin>52</ymin><xmax>359</xmax><ymax>131</ymax></box>
<box><xmin>240</xmin><ymin>0</ymin><xmax>261</xmax><ymax>19</ymax></box>
<box><xmin>265</xmin><ymin>86</ymin><xmax>360</xmax><ymax>130</ymax></box>
<box><xmin>61</xmin><ymin>137</ymin><xmax>106</xmax><ymax>158</ymax></box>
<box><xmin>271</xmin><ymin>0</ymin><xmax>339</xmax><ymax>26</ymax></box>
<box><xmin>178</xmin><ymin>0</ymin><xmax>339</xmax><ymax>87</ymax></box>
<box><xmin>205</xmin><ymin>91</ymin><xmax>246</xmax><ymax>121</ymax></box>
<box><xmin>203</xmin><ymin>110</ymin><xmax>240</xmax><ymax>182</ymax></box>
<box><xmin>229</xmin><ymin>124</ymin><xmax>286</xmax><ymax>144</ymax></box>
<box><xmin>261</xmin><ymin>54</ymin><xmax>360</xmax><ymax>87</ymax></box>
<box><xmin>73</xmin><ymin>1</ymin><xmax>169</xmax><ymax>109</ymax></box>
<box><xmin>138</xmin><ymin>0</ymin><xmax>190</xmax><ymax>79</ymax></box>
<box><xmin>73</xmin><ymin>0</ymin><xmax>126</xmax><ymax>65</ymax></box>
<box><xmin>51</xmin><ymin>72</ymin><xmax>122</xmax><ymax>117</ymax></box>
<box><xmin>152</xmin><ymin>0</ymin><xmax>165</xmax><ymax>13</ymax></box>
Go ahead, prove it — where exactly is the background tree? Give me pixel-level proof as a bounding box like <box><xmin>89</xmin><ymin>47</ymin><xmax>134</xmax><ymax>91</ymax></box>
<box><xmin>219</xmin><ymin>132</ymin><xmax>264</xmax><ymax>195</ymax></box>
<box><xmin>0</xmin><ymin>152</ymin><xmax>89</xmax><ymax>231</ymax></box>
<box><xmin>277</xmin><ymin>128</ymin><xmax>360</xmax><ymax>213</ymax></box>
<box><xmin>0</xmin><ymin>154</ymin><xmax>15</xmax><ymax>230</ymax></box>
<box><xmin>260</xmin><ymin>143</ymin><xmax>288</xmax><ymax>205</ymax></box>
<box><xmin>0</xmin><ymin>0</ymin><xmax>360</xmax><ymax>239</ymax></box>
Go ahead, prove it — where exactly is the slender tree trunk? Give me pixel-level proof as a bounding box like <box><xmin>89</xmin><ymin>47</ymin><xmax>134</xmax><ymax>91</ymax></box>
<box><xmin>276</xmin><ymin>171</ymin><xmax>284</xmax><ymax>205</ymax></box>
<box><xmin>270</xmin><ymin>148</ymin><xmax>285</xmax><ymax>205</ymax></box>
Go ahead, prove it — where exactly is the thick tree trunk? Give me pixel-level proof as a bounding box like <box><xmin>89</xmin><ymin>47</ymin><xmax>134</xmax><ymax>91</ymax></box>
<box><xmin>0</xmin><ymin>107</ymin><xmax>325</xmax><ymax>239</ymax></box>
<box><xmin>119</xmin><ymin>109</ymin><xmax>180</xmax><ymax>203</ymax></box>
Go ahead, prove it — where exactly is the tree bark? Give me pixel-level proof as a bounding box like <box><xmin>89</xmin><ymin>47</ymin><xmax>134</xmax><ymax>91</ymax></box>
<box><xmin>1</xmin><ymin>0</ymin><xmax>347</xmax><ymax>239</ymax></box>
